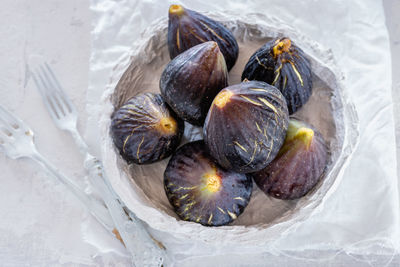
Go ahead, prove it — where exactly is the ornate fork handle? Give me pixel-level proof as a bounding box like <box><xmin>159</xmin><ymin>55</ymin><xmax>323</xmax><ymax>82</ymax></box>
<box><xmin>85</xmin><ymin>156</ymin><xmax>165</xmax><ymax>267</ymax></box>
<box><xmin>68</xmin><ymin>121</ymin><xmax>165</xmax><ymax>266</ymax></box>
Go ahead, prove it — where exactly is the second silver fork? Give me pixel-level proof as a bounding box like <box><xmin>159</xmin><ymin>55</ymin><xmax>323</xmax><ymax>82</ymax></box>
<box><xmin>32</xmin><ymin>63</ymin><xmax>165</xmax><ymax>267</ymax></box>
<box><xmin>0</xmin><ymin>104</ymin><xmax>114</xmax><ymax>234</ymax></box>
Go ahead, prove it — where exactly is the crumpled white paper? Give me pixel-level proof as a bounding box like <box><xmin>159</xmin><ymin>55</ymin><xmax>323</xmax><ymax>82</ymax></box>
<box><xmin>86</xmin><ymin>0</ymin><xmax>399</xmax><ymax>265</ymax></box>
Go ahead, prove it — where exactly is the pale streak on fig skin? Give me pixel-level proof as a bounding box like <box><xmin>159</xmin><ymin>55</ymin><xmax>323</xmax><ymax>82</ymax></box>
<box><xmin>198</xmin><ymin>20</ymin><xmax>229</xmax><ymax>45</ymax></box>
<box><xmin>271</xmin><ymin>62</ymin><xmax>285</xmax><ymax>86</ymax></box>
<box><xmin>240</xmin><ymin>95</ymin><xmax>262</xmax><ymax>106</ymax></box>
<box><xmin>122</xmin><ymin>125</ymin><xmax>142</xmax><ymax>153</ymax></box>
<box><xmin>136</xmin><ymin>135</ymin><xmax>145</xmax><ymax>163</ymax></box>
<box><xmin>255</xmin><ymin>55</ymin><xmax>270</xmax><ymax>70</ymax></box>
<box><xmin>233</xmin><ymin>141</ymin><xmax>247</xmax><ymax>152</ymax></box>
<box><xmin>208</xmin><ymin>214</ymin><xmax>213</xmax><ymax>224</ymax></box>
<box><xmin>176</xmin><ymin>28</ymin><xmax>180</xmax><ymax>50</ymax></box>
<box><xmin>255</xmin><ymin>122</ymin><xmax>262</xmax><ymax>133</ymax></box>
<box><xmin>217</xmin><ymin>207</ymin><xmax>226</xmax><ymax>214</ymax></box>
<box><xmin>289</xmin><ymin>62</ymin><xmax>304</xmax><ymax>86</ymax></box>
<box><xmin>190</xmin><ymin>30</ymin><xmax>208</xmax><ymax>43</ymax></box>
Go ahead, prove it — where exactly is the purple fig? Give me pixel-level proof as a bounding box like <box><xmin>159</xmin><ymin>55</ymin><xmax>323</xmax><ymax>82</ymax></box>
<box><xmin>111</xmin><ymin>93</ymin><xmax>184</xmax><ymax>164</ymax></box>
<box><xmin>204</xmin><ymin>80</ymin><xmax>289</xmax><ymax>173</ymax></box>
<box><xmin>168</xmin><ymin>4</ymin><xmax>239</xmax><ymax>70</ymax></box>
<box><xmin>242</xmin><ymin>37</ymin><xmax>312</xmax><ymax>114</ymax></box>
<box><xmin>252</xmin><ymin>119</ymin><xmax>328</xmax><ymax>200</ymax></box>
<box><xmin>164</xmin><ymin>141</ymin><xmax>252</xmax><ymax>226</ymax></box>
<box><xmin>160</xmin><ymin>41</ymin><xmax>228</xmax><ymax>126</ymax></box>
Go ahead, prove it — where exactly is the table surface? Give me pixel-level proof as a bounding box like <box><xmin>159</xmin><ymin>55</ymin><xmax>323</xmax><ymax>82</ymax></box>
<box><xmin>0</xmin><ymin>0</ymin><xmax>399</xmax><ymax>266</ymax></box>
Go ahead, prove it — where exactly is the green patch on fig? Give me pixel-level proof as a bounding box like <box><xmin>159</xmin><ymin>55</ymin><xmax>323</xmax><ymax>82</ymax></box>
<box><xmin>252</xmin><ymin>119</ymin><xmax>328</xmax><ymax>200</ymax></box>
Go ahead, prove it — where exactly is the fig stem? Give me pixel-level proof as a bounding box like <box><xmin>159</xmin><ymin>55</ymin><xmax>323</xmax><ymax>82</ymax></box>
<box><xmin>214</xmin><ymin>90</ymin><xmax>233</xmax><ymax>109</ymax></box>
<box><xmin>158</xmin><ymin>117</ymin><xmax>177</xmax><ymax>134</ymax></box>
<box><xmin>273</xmin><ymin>38</ymin><xmax>292</xmax><ymax>57</ymax></box>
<box><xmin>295</xmin><ymin>127</ymin><xmax>314</xmax><ymax>150</ymax></box>
<box><xmin>169</xmin><ymin>4</ymin><xmax>184</xmax><ymax>16</ymax></box>
<box><xmin>201</xmin><ymin>169</ymin><xmax>222</xmax><ymax>193</ymax></box>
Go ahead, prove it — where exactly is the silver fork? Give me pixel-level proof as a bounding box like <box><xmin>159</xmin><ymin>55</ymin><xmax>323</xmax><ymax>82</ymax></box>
<box><xmin>0</xmin><ymin>105</ymin><xmax>114</xmax><ymax>232</ymax></box>
<box><xmin>32</xmin><ymin>63</ymin><xmax>165</xmax><ymax>267</ymax></box>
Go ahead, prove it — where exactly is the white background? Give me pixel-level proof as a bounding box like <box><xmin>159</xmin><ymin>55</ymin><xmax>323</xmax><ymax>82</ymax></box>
<box><xmin>0</xmin><ymin>0</ymin><xmax>399</xmax><ymax>266</ymax></box>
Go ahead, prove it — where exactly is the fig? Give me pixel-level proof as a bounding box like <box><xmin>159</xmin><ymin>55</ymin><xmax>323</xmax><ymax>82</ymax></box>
<box><xmin>164</xmin><ymin>140</ymin><xmax>252</xmax><ymax>226</ymax></box>
<box><xmin>242</xmin><ymin>37</ymin><xmax>312</xmax><ymax>114</ymax></box>
<box><xmin>204</xmin><ymin>80</ymin><xmax>289</xmax><ymax>173</ymax></box>
<box><xmin>252</xmin><ymin>119</ymin><xmax>328</xmax><ymax>200</ymax></box>
<box><xmin>168</xmin><ymin>4</ymin><xmax>239</xmax><ymax>70</ymax></box>
<box><xmin>111</xmin><ymin>93</ymin><xmax>184</xmax><ymax>164</ymax></box>
<box><xmin>160</xmin><ymin>41</ymin><xmax>228</xmax><ymax>126</ymax></box>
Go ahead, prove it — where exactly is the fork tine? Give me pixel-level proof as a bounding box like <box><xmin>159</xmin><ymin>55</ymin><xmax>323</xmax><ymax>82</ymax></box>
<box><xmin>0</xmin><ymin>125</ymin><xmax>13</xmax><ymax>136</ymax></box>
<box><xmin>32</xmin><ymin>73</ymin><xmax>61</xmax><ymax>122</ymax></box>
<box><xmin>36</xmin><ymin>67</ymin><xmax>66</xmax><ymax>118</ymax></box>
<box><xmin>44</xmin><ymin>62</ymin><xmax>63</xmax><ymax>91</ymax></box>
<box><xmin>39</xmin><ymin>65</ymin><xmax>71</xmax><ymax>116</ymax></box>
<box><xmin>0</xmin><ymin>134</ymin><xmax>8</xmax><ymax>146</ymax></box>
<box><xmin>43</xmin><ymin>63</ymin><xmax>73</xmax><ymax>113</ymax></box>
<box><xmin>0</xmin><ymin>105</ymin><xmax>21</xmax><ymax>131</ymax></box>
<box><xmin>53</xmin><ymin>90</ymin><xmax>71</xmax><ymax>116</ymax></box>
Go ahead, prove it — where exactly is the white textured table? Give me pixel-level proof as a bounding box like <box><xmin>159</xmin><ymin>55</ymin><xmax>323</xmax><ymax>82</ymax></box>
<box><xmin>0</xmin><ymin>0</ymin><xmax>399</xmax><ymax>266</ymax></box>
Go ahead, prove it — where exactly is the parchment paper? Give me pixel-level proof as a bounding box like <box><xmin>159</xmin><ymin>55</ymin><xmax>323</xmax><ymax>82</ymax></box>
<box><xmin>88</xmin><ymin>0</ymin><xmax>399</xmax><ymax>265</ymax></box>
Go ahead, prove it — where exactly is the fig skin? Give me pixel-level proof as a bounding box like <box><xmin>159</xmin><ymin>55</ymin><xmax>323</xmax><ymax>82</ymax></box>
<box><xmin>160</xmin><ymin>41</ymin><xmax>228</xmax><ymax>126</ymax></box>
<box><xmin>111</xmin><ymin>93</ymin><xmax>184</xmax><ymax>164</ymax></box>
<box><xmin>204</xmin><ymin>80</ymin><xmax>289</xmax><ymax>173</ymax></box>
<box><xmin>252</xmin><ymin>119</ymin><xmax>328</xmax><ymax>200</ymax></box>
<box><xmin>164</xmin><ymin>140</ymin><xmax>252</xmax><ymax>226</ymax></box>
<box><xmin>168</xmin><ymin>4</ymin><xmax>239</xmax><ymax>71</ymax></box>
<box><xmin>241</xmin><ymin>37</ymin><xmax>312</xmax><ymax>114</ymax></box>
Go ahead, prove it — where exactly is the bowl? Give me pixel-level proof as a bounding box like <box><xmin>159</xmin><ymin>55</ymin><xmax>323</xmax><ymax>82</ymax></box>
<box><xmin>99</xmin><ymin>12</ymin><xmax>359</xmax><ymax>256</ymax></box>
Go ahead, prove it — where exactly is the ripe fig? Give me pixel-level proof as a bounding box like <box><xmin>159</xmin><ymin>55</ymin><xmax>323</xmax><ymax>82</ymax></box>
<box><xmin>111</xmin><ymin>93</ymin><xmax>184</xmax><ymax>164</ymax></box>
<box><xmin>252</xmin><ymin>119</ymin><xmax>328</xmax><ymax>200</ymax></box>
<box><xmin>204</xmin><ymin>80</ymin><xmax>289</xmax><ymax>173</ymax></box>
<box><xmin>160</xmin><ymin>41</ymin><xmax>228</xmax><ymax>126</ymax></box>
<box><xmin>168</xmin><ymin>4</ymin><xmax>239</xmax><ymax>70</ymax></box>
<box><xmin>164</xmin><ymin>141</ymin><xmax>252</xmax><ymax>226</ymax></box>
<box><xmin>242</xmin><ymin>37</ymin><xmax>312</xmax><ymax>114</ymax></box>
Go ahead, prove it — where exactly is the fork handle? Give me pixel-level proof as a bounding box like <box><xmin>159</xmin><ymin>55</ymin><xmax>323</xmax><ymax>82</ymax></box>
<box><xmin>30</xmin><ymin>152</ymin><xmax>114</xmax><ymax>231</ymax></box>
<box><xmin>85</xmin><ymin>156</ymin><xmax>165</xmax><ymax>267</ymax></box>
<box><xmin>70</xmin><ymin>129</ymin><xmax>88</xmax><ymax>155</ymax></box>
